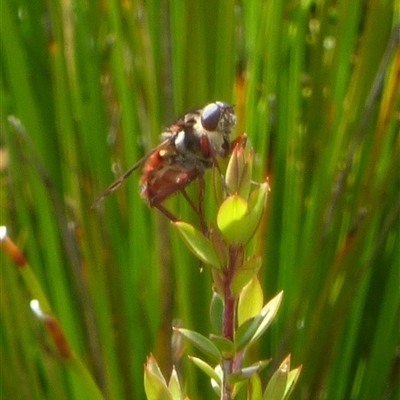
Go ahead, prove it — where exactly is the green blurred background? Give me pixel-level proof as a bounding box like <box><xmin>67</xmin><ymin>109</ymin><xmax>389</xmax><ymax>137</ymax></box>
<box><xmin>1</xmin><ymin>0</ymin><xmax>399</xmax><ymax>399</ymax></box>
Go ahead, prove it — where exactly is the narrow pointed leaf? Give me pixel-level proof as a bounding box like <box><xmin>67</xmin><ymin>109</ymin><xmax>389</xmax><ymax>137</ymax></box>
<box><xmin>263</xmin><ymin>356</ymin><xmax>290</xmax><ymax>400</ymax></box>
<box><xmin>234</xmin><ymin>314</ymin><xmax>264</xmax><ymax>352</ymax></box>
<box><xmin>248</xmin><ymin>291</ymin><xmax>283</xmax><ymax>346</ymax></box>
<box><xmin>237</xmin><ymin>151</ymin><xmax>253</xmax><ymax>200</ymax></box>
<box><xmin>248</xmin><ymin>373</ymin><xmax>263</xmax><ymax>400</ymax></box>
<box><xmin>168</xmin><ymin>367</ymin><xmax>183</xmax><ymax>400</ymax></box>
<box><xmin>175</xmin><ymin>328</ymin><xmax>221</xmax><ymax>362</ymax></box>
<box><xmin>189</xmin><ymin>356</ymin><xmax>221</xmax><ymax>385</ymax></box>
<box><xmin>209</xmin><ymin>334</ymin><xmax>234</xmax><ymax>357</ymax></box>
<box><xmin>235</xmin><ymin>291</ymin><xmax>283</xmax><ymax>351</ymax></box>
<box><xmin>145</xmin><ymin>354</ymin><xmax>167</xmax><ymax>382</ymax></box>
<box><xmin>144</xmin><ymin>355</ymin><xmax>173</xmax><ymax>400</ymax></box>
<box><xmin>242</xmin><ymin>182</ymin><xmax>269</xmax><ymax>243</ymax></box>
<box><xmin>283</xmin><ymin>364</ymin><xmax>302</xmax><ymax>400</ymax></box>
<box><xmin>144</xmin><ymin>373</ymin><xmax>173</xmax><ymax>400</ymax></box>
<box><xmin>211</xmin><ymin>365</ymin><xmax>223</xmax><ymax>396</ymax></box>
<box><xmin>228</xmin><ymin>359</ymin><xmax>270</xmax><ymax>382</ymax></box>
<box><xmin>210</xmin><ymin>292</ymin><xmax>224</xmax><ymax>333</ymax></box>
<box><xmin>173</xmin><ymin>221</ymin><xmax>221</xmax><ymax>269</ymax></box>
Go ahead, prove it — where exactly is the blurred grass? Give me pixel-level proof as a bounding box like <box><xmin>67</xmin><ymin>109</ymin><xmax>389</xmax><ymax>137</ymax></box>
<box><xmin>1</xmin><ymin>1</ymin><xmax>399</xmax><ymax>399</ymax></box>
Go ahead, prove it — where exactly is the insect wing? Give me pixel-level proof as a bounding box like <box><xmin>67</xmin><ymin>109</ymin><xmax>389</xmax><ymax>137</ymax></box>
<box><xmin>93</xmin><ymin>139</ymin><xmax>171</xmax><ymax>205</ymax></box>
<box><xmin>141</xmin><ymin>154</ymin><xmax>201</xmax><ymax>206</ymax></box>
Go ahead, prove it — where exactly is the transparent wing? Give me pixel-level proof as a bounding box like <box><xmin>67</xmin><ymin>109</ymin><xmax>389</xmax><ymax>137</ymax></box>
<box><xmin>93</xmin><ymin>138</ymin><xmax>170</xmax><ymax>206</ymax></box>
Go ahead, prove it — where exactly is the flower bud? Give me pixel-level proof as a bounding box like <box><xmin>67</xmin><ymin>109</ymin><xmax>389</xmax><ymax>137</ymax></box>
<box><xmin>225</xmin><ymin>134</ymin><xmax>252</xmax><ymax>199</ymax></box>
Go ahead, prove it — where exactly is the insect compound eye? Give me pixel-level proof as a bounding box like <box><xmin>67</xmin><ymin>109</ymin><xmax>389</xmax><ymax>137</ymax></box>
<box><xmin>201</xmin><ymin>102</ymin><xmax>223</xmax><ymax>131</ymax></box>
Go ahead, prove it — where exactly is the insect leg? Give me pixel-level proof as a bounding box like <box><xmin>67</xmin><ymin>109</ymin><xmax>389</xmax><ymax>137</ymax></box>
<box><xmin>154</xmin><ymin>203</ymin><xmax>179</xmax><ymax>222</ymax></box>
<box><xmin>179</xmin><ymin>189</ymin><xmax>200</xmax><ymax>213</ymax></box>
<box><xmin>197</xmin><ymin>176</ymin><xmax>208</xmax><ymax>236</ymax></box>
<box><xmin>200</xmin><ymin>134</ymin><xmax>230</xmax><ymax>196</ymax></box>
<box><xmin>210</xmin><ymin>147</ymin><xmax>230</xmax><ymax>197</ymax></box>
<box><xmin>178</xmin><ymin>184</ymin><xmax>208</xmax><ymax>235</ymax></box>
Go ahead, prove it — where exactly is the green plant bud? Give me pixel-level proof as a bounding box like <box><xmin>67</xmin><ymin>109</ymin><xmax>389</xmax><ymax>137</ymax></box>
<box><xmin>225</xmin><ymin>141</ymin><xmax>253</xmax><ymax>199</ymax></box>
<box><xmin>217</xmin><ymin>182</ymin><xmax>269</xmax><ymax>245</ymax></box>
<box><xmin>217</xmin><ymin>195</ymin><xmax>249</xmax><ymax>244</ymax></box>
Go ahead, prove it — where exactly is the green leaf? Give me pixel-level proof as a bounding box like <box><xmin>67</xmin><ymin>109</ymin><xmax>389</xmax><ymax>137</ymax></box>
<box><xmin>189</xmin><ymin>356</ymin><xmax>221</xmax><ymax>385</ymax></box>
<box><xmin>217</xmin><ymin>195</ymin><xmax>249</xmax><ymax>244</ymax></box>
<box><xmin>209</xmin><ymin>334</ymin><xmax>234</xmax><ymax>357</ymax></box>
<box><xmin>234</xmin><ymin>314</ymin><xmax>264</xmax><ymax>352</ymax></box>
<box><xmin>210</xmin><ymin>365</ymin><xmax>223</xmax><ymax>396</ymax></box>
<box><xmin>263</xmin><ymin>356</ymin><xmax>290</xmax><ymax>400</ymax></box>
<box><xmin>168</xmin><ymin>367</ymin><xmax>183</xmax><ymax>400</ymax></box>
<box><xmin>144</xmin><ymin>355</ymin><xmax>173</xmax><ymax>400</ymax></box>
<box><xmin>228</xmin><ymin>359</ymin><xmax>270</xmax><ymax>382</ymax></box>
<box><xmin>238</xmin><ymin>276</ymin><xmax>264</xmax><ymax>326</ymax></box>
<box><xmin>208</xmin><ymin>228</ymin><xmax>229</xmax><ymax>268</ymax></box>
<box><xmin>238</xmin><ymin>149</ymin><xmax>253</xmax><ymax>199</ymax></box>
<box><xmin>248</xmin><ymin>373</ymin><xmax>263</xmax><ymax>400</ymax></box>
<box><xmin>234</xmin><ymin>291</ymin><xmax>283</xmax><ymax>352</ymax></box>
<box><xmin>209</xmin><ymin>291</ymin><xmax>224</xmax><ymax>333</ymax></box>
<box><xmin>283</xmin><ymin>364</ymin><xmax>302</xmax><ymax>400</ymax></box>
<box><xmin>230</xmin><ymin>255</ymin><xmax>262</xmax><ymax>296</ymax></box>
<box><xmin>173</xmin><ymin>221</ymin><xmax>221</xmax><ymax>269</ymax></box>
<box><xmin>3</xmin><ymin>1</ymin><xmax>397</xmax><ymax>399</ymax></box>
<box><xmin>145</xmin><ymin>354</ymin><xmax>166</xmax><ymax>381</ymax></box>
<box><xmin>242</xmin><ymin>182</ymin><xmax>269</xmax><ymax>242</ymax></box>
<box><xmin>210</xmin><ymin>268</ymin><xmax>225</xmax><ymax>297</ymax></box>
<box><xmin>248</xmin><ymin>291</ymin><xmax>283</xmax><ymax>347</ymax></box>
<box><xmin>174</xmin><ymin>328</ymin><xmax>221</xmax><ymax>362</ymax></box>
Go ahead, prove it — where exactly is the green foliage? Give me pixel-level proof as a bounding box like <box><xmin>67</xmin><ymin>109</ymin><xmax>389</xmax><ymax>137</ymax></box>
<box><xmin>1</xmin><ymin>0</ymin><xmax>399</xmax><ymax>399</ymax></box>
<box><xmin>144</xmin><ymin>355</ymin><xmax>183</xmax><ymax>400</ymax></box>
<box><xmin>147</xmin><ymin>141</ymin><xmax>293</xmax><ymax>398</ymax></box>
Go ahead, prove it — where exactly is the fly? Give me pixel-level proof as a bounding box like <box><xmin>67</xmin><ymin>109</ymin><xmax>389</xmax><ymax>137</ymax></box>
<box><xmin>94</xmin><ymin>101</ymin><xmax>242</xmax><ymax>232</ymax></box>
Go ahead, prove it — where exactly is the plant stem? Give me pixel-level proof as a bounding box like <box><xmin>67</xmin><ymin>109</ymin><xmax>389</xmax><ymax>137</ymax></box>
<box><xmin>222</xmin><ymin>288</ymin><xmax>236</xmax><ymax>341</ymax></box>
<box><xmin>221</xmin><ymin>358</ymin><xmax>233</xmax><ymax>400</ymax></box>
<box><xmin>222</xmin><ymin>285</ymin><xmax>235</xmax><ymax>399</ymax></box>
<box><xmin>221</xmin><ymin>245</ymin><xmax>243</xmax><ymax>400</ymax></box>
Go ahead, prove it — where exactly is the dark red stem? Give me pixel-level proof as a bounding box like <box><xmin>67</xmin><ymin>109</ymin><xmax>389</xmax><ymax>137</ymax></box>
<box><xmin>223</xmin><ymin>278</ymin><xmax>236</xmax><ymax>341</ymax></box>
